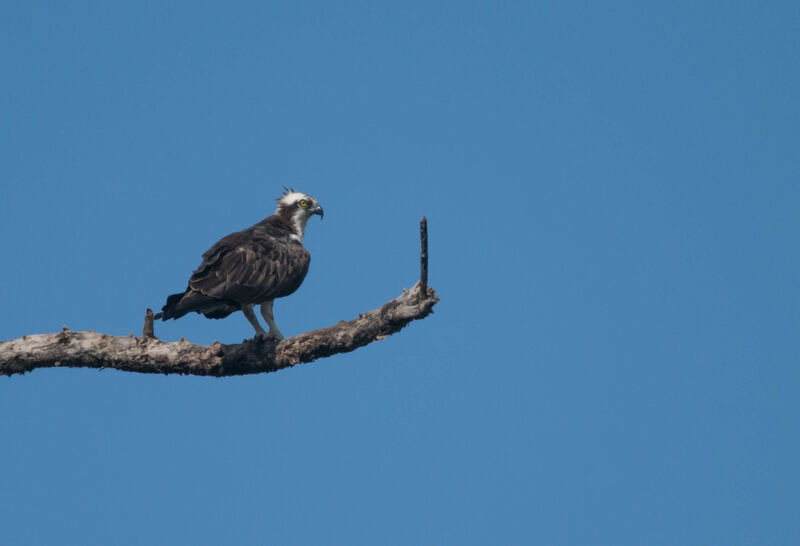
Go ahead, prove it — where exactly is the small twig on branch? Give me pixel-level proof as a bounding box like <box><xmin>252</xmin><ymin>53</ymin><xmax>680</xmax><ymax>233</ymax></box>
<box><xmin>0</xmin><ymin>218</ymin><xmax>438</xmax><ymax>378</ymax></box>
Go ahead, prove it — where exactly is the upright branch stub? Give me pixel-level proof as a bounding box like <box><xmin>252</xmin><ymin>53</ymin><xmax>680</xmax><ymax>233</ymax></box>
<box><xmin>420</xmin><ymin>216</ymin><xmax>428</xmax><ymax>302</ymax></box>
<box><xmin>143</xmin><ymin>308</ymin><xmax>156</xmax><ymax>339</ymax></box>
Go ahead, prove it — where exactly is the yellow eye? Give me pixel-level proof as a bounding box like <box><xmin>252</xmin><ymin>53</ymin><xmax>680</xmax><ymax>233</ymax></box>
<box><xmin>299</xmin><ymin>199</ymin><xmax>309</xmax><ymax>208</ymax></box>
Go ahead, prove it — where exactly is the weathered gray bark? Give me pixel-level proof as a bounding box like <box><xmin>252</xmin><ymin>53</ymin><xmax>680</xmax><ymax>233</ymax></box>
<box><xmin>0</xmin><ymin>218</ymin><xmax>438</xmax><ymax>378</ymax></box>
<box><xmin>0</xmin><ymin>283</ymin><xmax>438</xmax><ymax>377</ymax></box>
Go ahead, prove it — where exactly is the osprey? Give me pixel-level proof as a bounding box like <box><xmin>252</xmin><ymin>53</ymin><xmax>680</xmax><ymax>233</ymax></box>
<box><xmin>158</xmin><ymin>190</ymin><xmax>323</xmax><ymax>340</ymax></box>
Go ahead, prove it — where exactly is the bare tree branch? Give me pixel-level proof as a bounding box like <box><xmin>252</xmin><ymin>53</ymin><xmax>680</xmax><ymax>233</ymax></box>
<box><xmin>0</xmin><ymin>284</ymin><xmax>438</xmax><ymax>377</ymax></box>
<box><xmin>0</xmin><ymin>218</ymin><xmax>438</xmax><ymax>378</ymax></box>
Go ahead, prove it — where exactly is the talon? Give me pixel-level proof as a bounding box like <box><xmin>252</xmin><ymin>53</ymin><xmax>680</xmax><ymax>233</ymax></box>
<box><xmin>255</xmin><ymin>331</ymin><xmax>283</xmax><ymax>342</ymax></box>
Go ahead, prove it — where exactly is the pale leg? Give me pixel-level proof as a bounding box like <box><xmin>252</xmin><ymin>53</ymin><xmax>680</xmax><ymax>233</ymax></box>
<box><xmin>260</xmin><ymin>300</ymin><xmax>284</xmax><ymax>340</ymax></box>
<box><xmin>241</xmin><ymin>304</ymin><xmax>267</xmax><ymax>337</ymax></box>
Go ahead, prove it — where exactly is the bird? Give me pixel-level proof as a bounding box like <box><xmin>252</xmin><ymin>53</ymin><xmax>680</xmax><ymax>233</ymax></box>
<box><xmin>157</xmin><ymin>189</ymin><xmax>324</xmax><ymax>340</ymax></box>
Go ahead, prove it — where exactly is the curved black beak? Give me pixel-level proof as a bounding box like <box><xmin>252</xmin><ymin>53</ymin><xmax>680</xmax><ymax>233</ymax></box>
<box><xmin>311</xmin><ymin>204</ymin><xmax>324</xmax><ymax>219</ymax></box>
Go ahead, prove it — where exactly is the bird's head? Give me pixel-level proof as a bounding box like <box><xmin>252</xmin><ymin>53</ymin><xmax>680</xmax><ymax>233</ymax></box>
<box><xmin>276</xmin><ymin>188</ymin><xmax>324</xmax><ymax>241</ymax></box>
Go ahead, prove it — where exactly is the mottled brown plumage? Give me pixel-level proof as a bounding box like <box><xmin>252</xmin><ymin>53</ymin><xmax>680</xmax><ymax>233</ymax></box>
<box><xmin>159</xmin><ymin>190</ymin><xmax>323</xmax><ymax>339</ymax></box>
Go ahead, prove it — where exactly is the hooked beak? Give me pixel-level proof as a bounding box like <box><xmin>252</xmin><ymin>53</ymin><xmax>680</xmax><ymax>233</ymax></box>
<box><xmin>311</xmin><ymin>204</ymin><xmax>324</xmax><ymax>219</ymax></box>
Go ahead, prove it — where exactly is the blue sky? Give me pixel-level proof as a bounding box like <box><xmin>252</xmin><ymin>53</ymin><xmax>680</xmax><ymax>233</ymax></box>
<box><xmin>1</xmin><ymin>1</ymin><xmax>798</xmax><ymax>544</ymax></box>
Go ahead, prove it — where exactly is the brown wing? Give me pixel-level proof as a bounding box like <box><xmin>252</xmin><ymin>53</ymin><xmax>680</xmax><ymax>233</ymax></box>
<box><xmin>188</xmin><ymin>228</ymin><xmax>310</xmax><ymax>305</ymax></box>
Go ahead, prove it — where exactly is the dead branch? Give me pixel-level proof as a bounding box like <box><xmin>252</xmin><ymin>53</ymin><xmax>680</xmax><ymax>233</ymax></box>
<box><xmin>0</xmin><ymin>219</ymin><xmax>438</xmax><ymax>378</ymax></box>
<box><xmin>419</xmin><ymin>216</ymin><xmax>428</xmax><ymax>301</ymax></box>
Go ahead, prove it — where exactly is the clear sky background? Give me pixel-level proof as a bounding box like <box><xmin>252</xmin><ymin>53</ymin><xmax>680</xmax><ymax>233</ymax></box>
<box><xmin>1</xmin><ymin>1</ymin><xmax>798</xmax><ymax>544</ymax></box>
